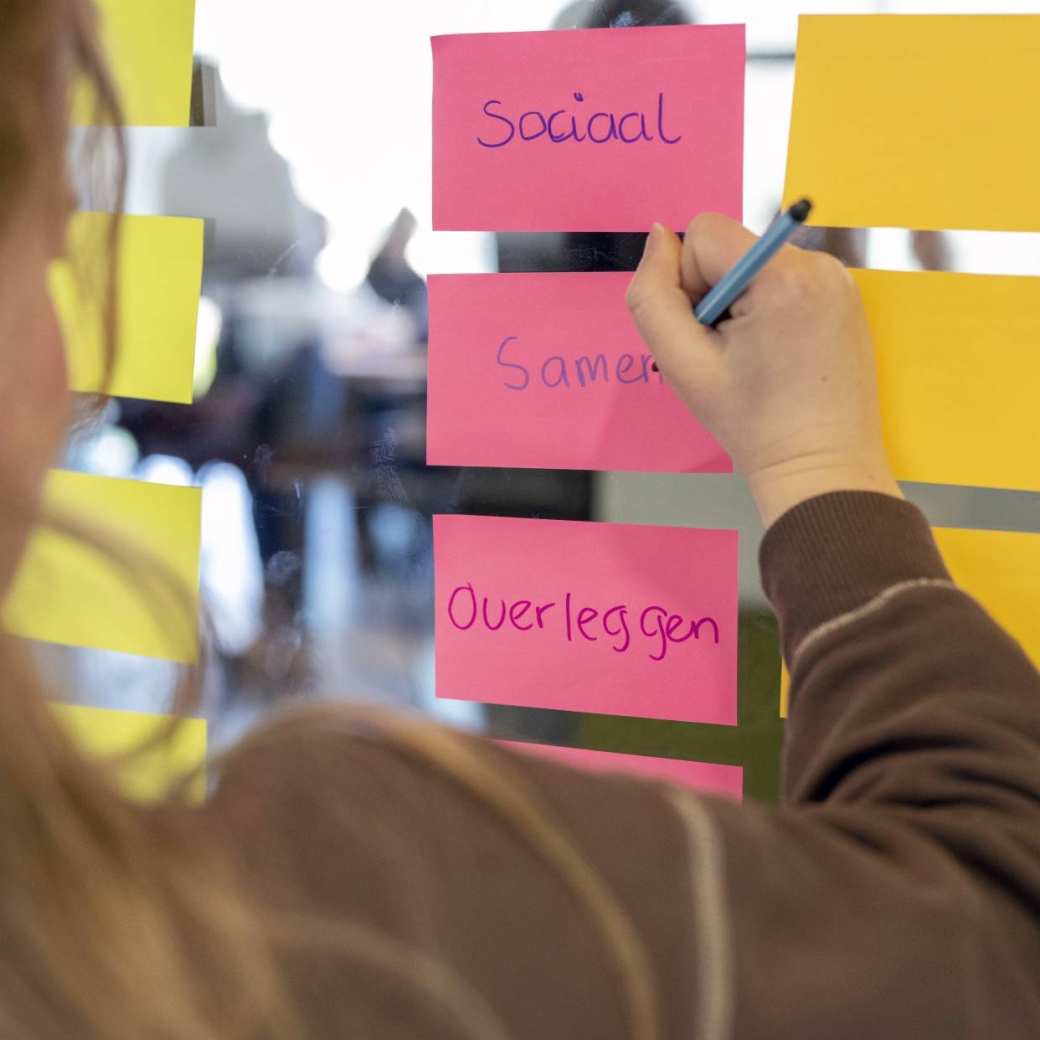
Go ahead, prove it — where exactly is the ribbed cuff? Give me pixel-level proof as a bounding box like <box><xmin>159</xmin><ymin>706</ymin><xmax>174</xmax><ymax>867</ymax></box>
<box><xmin>759</xmin><ymin>491</ymin><xmax>951</xmax><ymax>662</ymax></box>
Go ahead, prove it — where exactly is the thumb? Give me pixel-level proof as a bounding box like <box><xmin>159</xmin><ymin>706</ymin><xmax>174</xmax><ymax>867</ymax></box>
<box><xmin>626</xmin><ymin>223</ymin><xmax>721</xmax><ymax>387</ymax></box>
<box><xmin>681</xmin><ymin>212</ymin><xmax>760</xmax><ymax>302</ymax></box>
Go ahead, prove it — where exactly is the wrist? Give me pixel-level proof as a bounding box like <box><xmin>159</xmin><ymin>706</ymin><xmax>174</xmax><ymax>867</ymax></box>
<box><xmin>747</xmin><ymin>454</ymin><xmax>902</xmax><ymax>529</ymax></box>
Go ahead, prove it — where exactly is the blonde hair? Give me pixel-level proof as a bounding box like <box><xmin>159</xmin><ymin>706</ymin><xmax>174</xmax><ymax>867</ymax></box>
<box><xmin>0</xmin><ymin>2</ymin><xmax>663</xmax><ymax>1036</ymax></box>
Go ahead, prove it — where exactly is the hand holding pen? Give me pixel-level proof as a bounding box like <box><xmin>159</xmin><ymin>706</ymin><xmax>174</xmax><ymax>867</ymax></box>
<box><xmin>626</xmin><ymin>207</ymin><xmax>903</xmax><ymax>528</ymax></box>
<box><xmin>694</xmin><ymin>198</ymin><xmax>813</xmax><ymax>326</ymax></box>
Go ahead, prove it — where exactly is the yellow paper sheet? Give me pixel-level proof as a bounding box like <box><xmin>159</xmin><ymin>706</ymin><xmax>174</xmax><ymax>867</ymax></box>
<box><xmin>853</xmin><ymin>268</ymin><xmax>1040</xmax><ymax>494</ymax></box>
<box><xmin>4</xmin><ymin>470</ymin><xmax>201</xmax><ymax>663</ymax></box>
<box><xmin>780</xmin><ymin>526</ymin><xmax>1040</xmax><ymax>717</ymax></box>
<box><xmin>784</xmin><ymin>15</ymin><xmax>1040</xmax><ymax>231</ymax></box>
<box><xmin>50</xmin><ymin>213</ymin><xmax>203</xmax><ymax>405</ymax></box>
<box><xmin>934</xmin><ymin>527</ymin><xmax>1040</xmax><ymax>671</ymax></box>
<box><xmin>74</xmin><ymin>0</ymin><xmax>196</xmax><ymax>127</ymax></box>
<box><xmin>53</xmin><ymin>703</ymin><xmax>206</xmax><ymax>802</ymax></box>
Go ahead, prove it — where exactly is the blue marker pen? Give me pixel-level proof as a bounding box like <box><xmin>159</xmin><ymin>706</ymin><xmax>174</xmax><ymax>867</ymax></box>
<box><xmin>694</xmin><ymin>198</ymin><xmax>813</xmax><ymax>327</ymax></box>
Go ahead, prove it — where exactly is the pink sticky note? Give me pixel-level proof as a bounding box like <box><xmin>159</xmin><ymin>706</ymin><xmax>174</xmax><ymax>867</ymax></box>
<box><xmin>432</xmin><ymin>25</ymin><xmax>745</xmax><ymax>232</ymax></box>
<box><xmin>499</xmin><ymin>740</ymin><xmax>743</xmax><ymax>799</ymax></box>
<box><xmin>435</xmin><ymin>515</ymin><xmax>738</xmax><ymax>725</ymax></box>
<box><xmin>427</xmin><ymin>272</ymin><xmax>731</xmax><ymax>472</ymax></box>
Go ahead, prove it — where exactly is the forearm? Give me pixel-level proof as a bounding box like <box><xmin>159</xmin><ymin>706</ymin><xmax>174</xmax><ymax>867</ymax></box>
<box><xmin>763</xmin><ymin>490</ymin><xmax>1040</xmax><ymax>895</ymax></box>
<box><xmin>695</xmin><ymin>490</ymin><xmax>1040</xmax><ymax>1038</ymax></box>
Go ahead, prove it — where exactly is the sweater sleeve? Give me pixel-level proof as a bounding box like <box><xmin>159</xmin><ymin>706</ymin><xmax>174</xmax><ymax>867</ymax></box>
<box><xmin>693</xmin><ymin>491</ymin><xmax>1040</xmax><ymax>1039</ymax></box>
<box><xmin>203</xmin><ymin>492</ymin><xmax>1040</xmax><ymax>1040</ymax></box>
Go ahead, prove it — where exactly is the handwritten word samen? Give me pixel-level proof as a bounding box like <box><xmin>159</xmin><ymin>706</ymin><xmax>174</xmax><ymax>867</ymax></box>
<box><xmin>496</xmin><ymin>336</ymin><xmax>665</xmax><ymax>391</ymax></box>
<box><xmin>477</xmin><ymin>91</ymin><xmax>682</xmax><ymax>148</ymax></box>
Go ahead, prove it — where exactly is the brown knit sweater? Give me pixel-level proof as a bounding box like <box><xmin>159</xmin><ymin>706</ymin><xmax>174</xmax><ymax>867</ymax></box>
<box><xmin>201</xmin><ymin>492</ymin><xmax>1040</xmax><ymax>1038</ymax></box>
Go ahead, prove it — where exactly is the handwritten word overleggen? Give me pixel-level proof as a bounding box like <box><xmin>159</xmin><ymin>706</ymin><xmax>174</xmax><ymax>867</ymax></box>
<box><xmin>446</xmin><ymin>582</ymin><xmax>720</xmax><ymax>663</ymax></box>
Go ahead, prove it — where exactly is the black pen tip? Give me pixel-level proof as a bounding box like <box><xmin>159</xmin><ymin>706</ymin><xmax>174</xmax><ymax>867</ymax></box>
<box><xmin>789</xmin><ymin>198</ymin><xmax>813</xmax><ymax>223</ymax></box>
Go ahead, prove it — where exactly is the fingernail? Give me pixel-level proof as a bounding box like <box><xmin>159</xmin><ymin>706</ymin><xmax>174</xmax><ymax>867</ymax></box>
<box><xmin>642</xmin><ymin>222</ymin><xmax>665</xmax><ymax>258</ymax></box>
<box><xmin>640</xmin><ymin>227</ymin><xmax>655</xmax><ymax>261</ymax></box>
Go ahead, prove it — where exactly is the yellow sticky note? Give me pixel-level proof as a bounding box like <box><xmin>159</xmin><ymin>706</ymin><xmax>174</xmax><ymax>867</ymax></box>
<box><xmin>53</xmin><ymin>703</ymin><xmax>206</xmax><ymax>803</ymax></box>
<box><xmin>854</xmin><ymin>268</ymin><xmax>1040</xmax><ymax>493</ymax></box>
<box><xmin>74</xmin><ymin>0</ymin><xmax>196</xmax><ymax>127</ymax></box>
<box><xmin>50</xmin><ymin>213</ymin><xmax>203</xmax><ymax>405</ymax></box>
<box><xmin>785</xmin><ymin>15</ymin><xmax>1040</xmax><ymax>231</ymax></box>
<box><xmin>4</xmin><ymin>471</ymin><xmax>201</xmax><ymax>663</ymax></box>
<box><xmin>934</xmin><ymin>527</ymin><xmax>1040</xmax><ymax>671</ymax></box>
<box><xmin>781</xmin><ymin>529</ymin><xmax>1040</xmax><ymax>718</ymax></box>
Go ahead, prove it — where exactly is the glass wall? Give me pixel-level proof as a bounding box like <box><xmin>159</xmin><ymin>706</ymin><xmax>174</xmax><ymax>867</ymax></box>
<box><xmin>47</xmin><ymin>0</ymin><xmax>1040</xmax><ymax>802</ymax></box>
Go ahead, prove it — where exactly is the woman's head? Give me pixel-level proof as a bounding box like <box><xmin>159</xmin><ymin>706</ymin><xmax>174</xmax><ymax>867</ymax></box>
<box><xmin>0</xmin><ymin>7</ymin><xmax>665</xmax><ymax>1037</ymax></box>
<box><xmin>0</xmin><ymin>0</ymin><xmax>122</xmax><ymax>584</ymax></box>
<box><xmin>553</xmin><ymin>0</ymin><xmax>694</xmax><ymax>30</ymax></box>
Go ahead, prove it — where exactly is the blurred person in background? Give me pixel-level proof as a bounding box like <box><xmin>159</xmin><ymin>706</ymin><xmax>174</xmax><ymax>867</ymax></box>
<box><xmin>497</xmin><ymin>0</ymin><xmax>696</xmax><ymax>276</ymax></box>
<box><xmin>116</xmin><ymin>63</ymin><xmax>343</xmax><ymax>696</ymax></box>
<box><xmin>791</xmin><ymin>221</ymin><xmax>952</xmax><ymax>271</ymax></box>
<box><xmin>364</xmin><ymin>207</ymin><xmax>428</xmax><ymax>340</ymax></box>
<box><xmin>488</xmin><ymin>0</ymin><xmax>703</xmax><ymax>757</ymax></box>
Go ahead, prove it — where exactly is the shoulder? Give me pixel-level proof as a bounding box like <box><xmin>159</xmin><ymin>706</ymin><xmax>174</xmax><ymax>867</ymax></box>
<box><xmin>208</xmin><ymin>703</ymin><xmax>697</xmax><ymax>877</ymax></box>
<box><xmin>204</xmin><ymin>704</ymin><xmax>712</xmax><ymax>1036</ymax></box>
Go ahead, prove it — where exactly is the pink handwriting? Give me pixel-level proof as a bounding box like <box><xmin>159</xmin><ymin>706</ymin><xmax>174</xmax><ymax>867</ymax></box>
<box><xmin>496</xmin><ymin>335</ymin><xmax>666</xmax><ymax>391</ymax></box>
<box><xmin>477</xmin><ymin>91</ymin><xmax>682</xmax><ymax>148</ymax></box>
<box><xmin>446</xmin><ymin>582</ymin><xmax>720</xmax><ymax>663</ymax></box>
